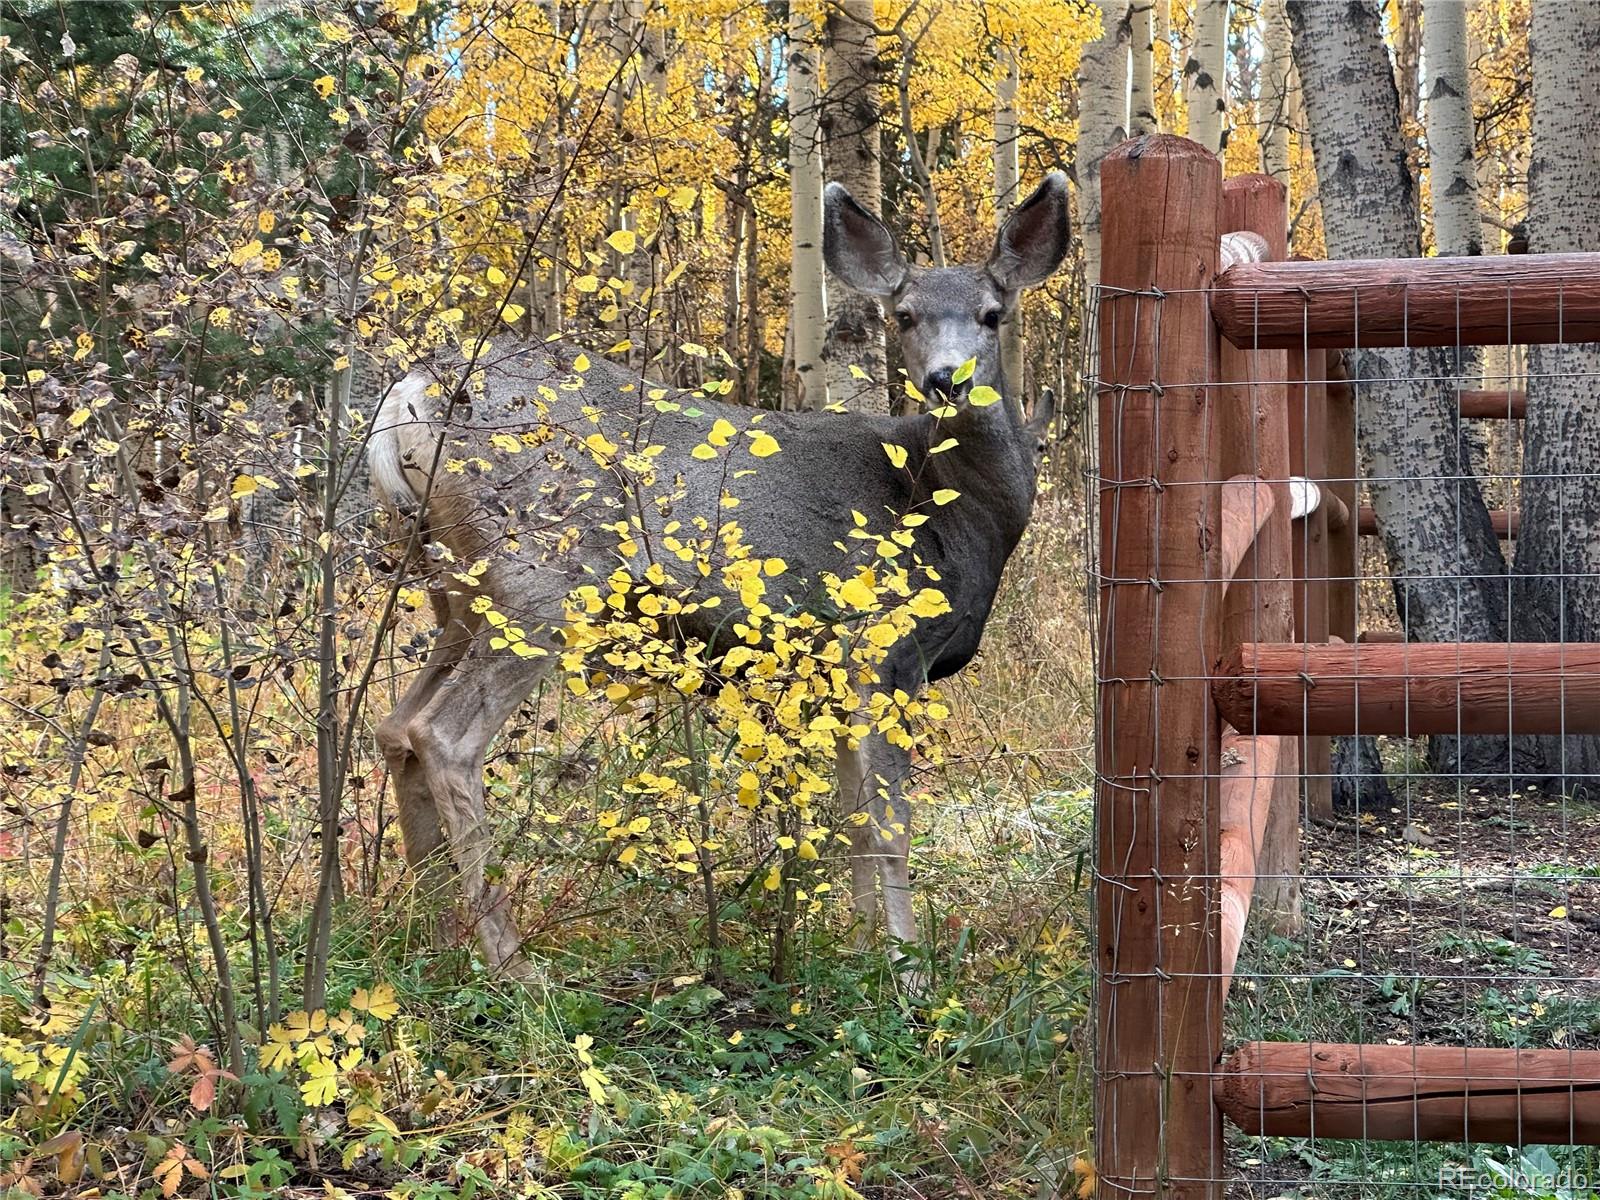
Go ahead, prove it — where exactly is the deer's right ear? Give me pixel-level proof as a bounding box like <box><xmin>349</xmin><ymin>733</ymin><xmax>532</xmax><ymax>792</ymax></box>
<box><xmin>823</xmin><ymin>182</ymin><xmax>907</xmax><ymax>297</ymax></box>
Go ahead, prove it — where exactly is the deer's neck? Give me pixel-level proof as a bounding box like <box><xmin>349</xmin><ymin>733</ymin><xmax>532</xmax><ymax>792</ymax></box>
<box><xmin>920</xmin><ymin>376</ymin><xmax>1036</xmax><ymax>530</ymax></box>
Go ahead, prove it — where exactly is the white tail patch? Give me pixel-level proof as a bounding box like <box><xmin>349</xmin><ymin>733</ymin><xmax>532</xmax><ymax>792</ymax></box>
<box><xmin>1219</xmin><ymin>230</ymin><xmax>1271</xmax><ymax>271</ymax></box>
<box><xmin>368</xmin><ymin>374</ymin><xmax>435</xmax><ymax>510</ymax></box>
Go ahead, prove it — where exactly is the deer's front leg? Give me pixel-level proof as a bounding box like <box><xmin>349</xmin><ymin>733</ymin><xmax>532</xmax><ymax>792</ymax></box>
<box><xmin>839</xmin><ymin>733</ymin><xmax>917</xmax><ymax>954</ymax></box>
<box><xmin>836</xmin><ymin>738</ymin><xmax>877</xmax><ymax>945</ymax></box>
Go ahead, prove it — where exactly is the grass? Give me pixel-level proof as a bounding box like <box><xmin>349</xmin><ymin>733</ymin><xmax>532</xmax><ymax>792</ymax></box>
<box><xmin>0</xmin><ymin>470</ymin><xmax>1099</xmax><ymax>1197</ymax></box>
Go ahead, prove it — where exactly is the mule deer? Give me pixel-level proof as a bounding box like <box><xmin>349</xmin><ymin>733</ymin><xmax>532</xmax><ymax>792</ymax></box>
<box><xmin>368</xmin><ymin>174</ymin><xmax>1069</xmax><ymax>975</ymax></box>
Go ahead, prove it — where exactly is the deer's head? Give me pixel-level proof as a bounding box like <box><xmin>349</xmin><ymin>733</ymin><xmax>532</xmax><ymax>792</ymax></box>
<box><xmin>823</xmin><ymin>173</ymin><xmax>1070</xmax><ymax>407</ymax></box>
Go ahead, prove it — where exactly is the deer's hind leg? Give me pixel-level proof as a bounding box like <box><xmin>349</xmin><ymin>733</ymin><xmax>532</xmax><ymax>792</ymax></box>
<box><xmin>376</xmin><ymin>591</ymin><xmax>473</xmax><ymax>936</ymax></box>
<box><xmin>406</xmin><ymin>568</ymin><xmax>569</xmax><ymax>976</ymax></box>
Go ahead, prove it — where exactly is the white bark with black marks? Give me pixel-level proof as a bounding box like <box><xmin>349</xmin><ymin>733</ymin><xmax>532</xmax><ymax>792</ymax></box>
<box><xmin>1422</xmin><ymin>0</ymin><xmax>1480</xmax><ymax>257</ymax></box>
<box><xmin>1129</xmin><ymin>2</ymin><xmax>1158</xmax><ymax>136</ymax></box>
<box><xmin>788</xmin><ymin>7</ymin><xmax>829</xmax><ymax>411</ymax></box>
<box><xmin>995</xmin><ymin>44</ymin><xmax>1025</xmax><ymax>399</ymax></box>
<box><xmin>1510</xmin><ymin>1</ymin><xmax>1600</xmax><ymax>786</ymax></box>
<box><xmin>1187</xmin><ymin>0</ymin><xmax>1229</xmax><ymax>155</ymax></box>
<box><xmin>821</xmin><ymin>0</ymin><xmax>889</xmax><ymax>413</ymax></box>
<box><xmin>1077</xmin><ymin>0</ymin><xmax>1129</xmax><ymax>293</ymax></box>
<box><xmin>1288</xmin><ymin>2</ymin><xmax>1505</xmax><ymax>713</ymax></box>
<box><xmin>1260</xmin><ymin>0</ymin><xmax>1293</xmax><ymax>183</ymax></box>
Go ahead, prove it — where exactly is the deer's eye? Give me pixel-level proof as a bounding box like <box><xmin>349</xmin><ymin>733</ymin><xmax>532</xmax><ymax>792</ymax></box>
<box><xmin>981</xmin><ymin>308</ymin><xmax>1003</xmax><ymax>330</ymax></box>
<box><xmin>894</xmin><ymin>310</ymin><xmax>915</xmax><ymax>331</ymax></box>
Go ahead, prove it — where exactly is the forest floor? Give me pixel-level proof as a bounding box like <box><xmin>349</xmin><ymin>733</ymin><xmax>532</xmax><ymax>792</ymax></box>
<box><xmin>1</xmin><ymin>482</ymin><xmax>1102</xmax><ymax>1198</ymax></box>
<box><xmin>1227</xmin><ymin>767</ymin><xmax>1600</xmax><ymax>1199</ymax></box>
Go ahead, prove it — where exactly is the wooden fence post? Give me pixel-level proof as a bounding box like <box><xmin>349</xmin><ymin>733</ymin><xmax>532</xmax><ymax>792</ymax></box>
<box><xmin>1218</xmin><ymin>174</ymin><xmax>1300</xmax><ymax>932</ymax></box>
<box><xmin>1095</xmin><ymin>134</ymin><xmax>1224</xmax><ymax>1200</ymax></box>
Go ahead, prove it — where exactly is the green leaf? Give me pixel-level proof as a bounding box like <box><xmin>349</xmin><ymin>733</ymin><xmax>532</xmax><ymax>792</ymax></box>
<box><xmin>952</xmin><ymin>357</ymin><xmax>976</xmax><ymax>385</ymax></box>
<box><xmin>968</xmin><ymin>384</ymin><xmax>1001</xmax><ymax>407</ymax></box>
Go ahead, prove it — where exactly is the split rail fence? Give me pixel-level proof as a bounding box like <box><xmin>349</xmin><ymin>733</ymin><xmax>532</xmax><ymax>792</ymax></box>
<box><xmin>1090</xmin><ymin>134</ymin><xmax>1600</xmax><ymax>1198</ymax></box>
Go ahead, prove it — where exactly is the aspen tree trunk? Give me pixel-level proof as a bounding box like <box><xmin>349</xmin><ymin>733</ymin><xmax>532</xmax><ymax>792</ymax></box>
<box><xmin>821</xmin><ymin>0</ymin><xmax>889</xmax><ymax>413</ymax></box>
<box><xmin>1153</xmin><ymin>0</ymin><xmax>1174</xmax><ymax>116</ymax></box>
<box><xmin>1289</xmin><ymin>0</ymin><xmax>1507</xmax><ymax>778</ymax></box>
<box><xmin>1260</xmin><ymin>0</ymin><xmax>1293</xmax><ymax>184</ymax></box>
<box><xmin>1186</xmin><ymin>0</ymin><xmax>1229</xmax><ymax>155</ymax></box>
<box><xmin>1510</xmin><ymin>1</ymin><xmax>1600</xmax><ymax>786</ymax></box>
<box><xmin>1422</xmin><ymin>0</ymin><xmax>1488</xmax><ymax>497</ymax></box>
<box><xmin>788</xmin><ymin>6</ymin><xmax>829</xmax><ymax>411</ymax></box>
<box><xmin>994</xmin><ymin>43</ymin><xmax>1025</xmax><ymax>403</ymax></box>
<box><xmin>1077</xmin><ymin>0</ymin><xmax>1129</xmax><ymax>294</ymax></box>
<box><xmin>1128</xmin><ymin>2</ymin><xmax>1158</xmax><ymax>136</ymax></box>
<box><xmin>1422</xmin><ymin>0</ymin><xmax>1480</xmax><ymax>256</ymax></box>
<box><xmin>1394</xmin><ymin>0</ymin><xmax>1424</xmax><ymax>176</ymax></box>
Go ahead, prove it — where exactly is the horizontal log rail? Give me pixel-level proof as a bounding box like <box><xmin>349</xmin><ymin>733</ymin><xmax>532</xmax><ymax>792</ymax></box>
<box><xmin>1459</xmin><ymin>388</ymin><xmax>1527</xmax><ymax>418</ymax></box>
<box><xmin>1216</xmin><ymin>1042</ymin><xmax>1600</xmax><ymax>1144</ymax></box>
<box><xmin>1357</xmin><ymin>505</ymin><xmax>1518</xmax><ymax>538</ymax></box>
<box><xmin>1214</xmin><ymin>642</ymin><xmax>1600</xmax><ymax>736</ymax></box>
<box><xmin>1357</xmin><ymin>629</ymin><xmax>1405</xmax><ymax>644</ymax></box>
<box><xmin>1212</xmin><ymin>252</ymin><xmax>1600</xmax><ymax>349</ymax></box>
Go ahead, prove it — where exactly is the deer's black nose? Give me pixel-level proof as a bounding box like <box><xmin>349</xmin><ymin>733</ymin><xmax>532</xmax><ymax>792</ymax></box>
<box><xmin>924</xmin><ymin>367</ymin><xmax>961</xmax><ymax>397</ymax></box>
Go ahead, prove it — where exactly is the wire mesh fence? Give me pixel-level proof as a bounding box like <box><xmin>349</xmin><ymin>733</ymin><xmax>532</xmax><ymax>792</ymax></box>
<box><xmin>1086</xmin><ymin>135</ymin><xmax>1600</xmax><ymax>1200</ymax></box>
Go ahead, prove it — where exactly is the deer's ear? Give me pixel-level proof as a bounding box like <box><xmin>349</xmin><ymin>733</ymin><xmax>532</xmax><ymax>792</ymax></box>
<box><xmin>988</xmin><ymin>172</ymin><xmax>1071</xmax><ymax>294</ymax></box>
<box><xmin>823</xmin><ymin>183</ymin><xmax>907</xmax><ymax>297</ymax></box>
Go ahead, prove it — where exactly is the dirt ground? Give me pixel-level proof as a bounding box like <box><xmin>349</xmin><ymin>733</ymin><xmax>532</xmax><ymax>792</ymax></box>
<box><xmin>1224</xmin><ymin>770</ymin><xmax>1600</xmax><ymax>1197</ymax></box>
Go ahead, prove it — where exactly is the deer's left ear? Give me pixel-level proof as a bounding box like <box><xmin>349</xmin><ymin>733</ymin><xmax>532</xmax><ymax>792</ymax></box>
<box><xmin>987</xmin><ymin>172</ymin><xmax>1071</xmax><ymax>295</ymax></box>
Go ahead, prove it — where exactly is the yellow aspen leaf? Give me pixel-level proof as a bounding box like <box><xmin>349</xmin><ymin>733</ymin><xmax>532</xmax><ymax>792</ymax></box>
<box><xmin>952</xmin><ymin>357</ymin><xmax>976</xmax><ymax>385</ymax></box>
<box><xmin>1551</xmin><ymin>906</ymin><xmax>1569</xmax><ymax>919</ymax></box>
<box><xmin>669</xmin><ymin>185</ymin><xmax>699</xmax><ymax>210</ymax></box>
<box><xmin>797</xmin><ymin>840</ymin><xmax>819</xmax><ymax>861</ymax></box>
<box><xmin>313</xmin><ymin>75</ymin><xmax>336</xmax><ymax>98</ymax></box>
<box><xmin>606</xmin><ymin>229</ymin><xmax>637</xmax><ymax>255</ymax></box>
<box><xmin>68</xmin><ymin>407</ymin><xmax>91</xmax><ymax>427</ymax></box>
<box><xmin>574</xmin><ymin>274</ymin><xmax>600</xmax><ymax>292</ymax></box>
<box><xmin>762</xmin><ymin>867</ymin><xmax>781</xmax><ymax>892</ymax></box>
<box><xmin>748</xmin><ymin>432</ymin><xmax>780</xmax><ymax>457</ymax></box>
<box><xmin>930</xmin><ymin>437</ymin><xmax>958</xmax><ymax>453</ymax></box>
<box><xmin>968</xmin><ymin>384</ymin><xmax>1001</xmax><ymax>407</ymax></box>
<box><xmin>574</xmin><ymin>353</ymin><xmax>591</xmax><ymax>372</ymax></box>
<box><xmin>231</xmin><ymin>474</ymin><xmax>258</xmax><ymax>499</ymax></box>
<box><xmin>258</xmin><ymin>211</ymin><xmax>276</xmax><ymax>233</ymax></box>
<box><xmin>932</xmin><ymin>489</ymin><xmax>960</xmax><ymax>505</ymax></box>
<box><xmin>837</xmin><ymin>574</ymin><xmax>876</xmax><ymax>610</ymax></box>
<box><xmin>618</xmin><ymin>846</ymin><xmax>638</xmax><ymax>865</ymax></box>
<box><xmin>486</xmin><ymin>265</ymin><xmax>507</xmax><ymax>285</ymax></box>
<box><xmin>849</xmin><ymin>365</ymin><xmax>870</xmax><ymax>380</ymax></box>
<box><xmin>585</xmin><ymin>432</ymin><xmax>618</xmax><ymax>457</ymax></box>
<box><xmin>881</xmin><ymin>442</ymin><xmax>908</xmax><ymax>469</ymax></box>
<box><xmin>708</xmin><ymin>418</ymin><xmax>737</xmax><ymax>447</ymax></box>
<box><xmin>229</xmin><ymin>240</ymin><xmax>263</xmax><ymax>267</ymax></box>
<box><xmin>604</xmin><ymin>682</ymin><xmax>630</xmax><ymax>703</ymax></box>
<box><xmin>500</xmin><ymin>303</ymin><xmax>526</xmax><ymax>324</ymax></box>
<box><xmin>691</xmin><ymin>444</ymin><xmax>717</xmax><ymax>459</ymax></box>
